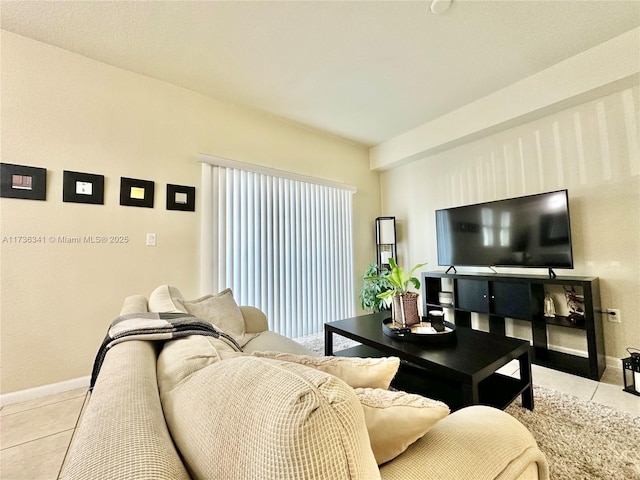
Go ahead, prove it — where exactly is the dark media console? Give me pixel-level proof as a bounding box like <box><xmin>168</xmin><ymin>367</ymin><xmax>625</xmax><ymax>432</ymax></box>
<box><xmin>422</xmin><ymin>271</ymin><xmax>605</xmax><ymax>380</ymax></box>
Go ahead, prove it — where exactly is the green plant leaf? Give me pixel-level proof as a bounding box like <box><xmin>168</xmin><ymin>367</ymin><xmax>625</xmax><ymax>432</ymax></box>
<box><xmin>407</xmin><ymin>262</ymin><xmax>427</xmax><ymax>282</ymax></box>
<box><xmin>361</xmin><ymin>259</ymin><xmax>426</xmax><ymax>310</ymax></box>
<box><xmin>377</xmin><ymin>289</ymin><xmax>395</xmax><ymax>306</ymax></box>
<box><xmin>359</xmin><ymin>263</ymin><xmax>392</xmax><ymax>312</ymax></box>
<box><xmin>385</xmin><ymin>258</ymin><xmax>426</xmax><ymax>294</ymax></box>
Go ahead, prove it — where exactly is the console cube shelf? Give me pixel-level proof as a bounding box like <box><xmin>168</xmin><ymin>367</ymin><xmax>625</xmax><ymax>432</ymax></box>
<box><xmin>422</xmin><ymin>271</ymin><xmax>605</xmax><ymax>380</ymax></box>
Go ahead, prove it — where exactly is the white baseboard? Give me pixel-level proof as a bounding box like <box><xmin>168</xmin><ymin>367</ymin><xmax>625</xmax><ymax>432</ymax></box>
<box><xmin>543</xmin><ymin>345</ymin><xmax>625</xmax><ymax>373</ymax></box>
<box><xmin>501</xmin><ymin>337</ymin><xmax>624</xmax><ymax>376</ymax></box>
<box><xmin>0</xmin><ymin>376</ymin><xmax>90</xmax><ymax>408</ymax></box>
<box><xmin>547</xmin><ymin>343</ymin><xmax>588</xmax><ymax>359</ymax></box>
<box><xmin>605</xmin><ymin>355</ymin><xmax>625</xmax><ymax>371</ymax></box>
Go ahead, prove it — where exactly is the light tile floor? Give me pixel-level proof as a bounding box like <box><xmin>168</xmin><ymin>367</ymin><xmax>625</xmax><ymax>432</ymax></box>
<box><xmin>1</xmin><ymin>388</ymin><xmax>88</xmax><ymax>480</ymax></box>
<box><xmin>1</xmin><ymin>367</ymin><xmax>638</xmax><ymax>480</ymax></box>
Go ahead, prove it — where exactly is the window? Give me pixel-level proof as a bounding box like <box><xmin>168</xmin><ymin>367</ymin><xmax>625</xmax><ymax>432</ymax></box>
<box><xmin>200</xmin><ymin>155</ymin><xmax>356</xmax><ymax>337</ymax></box>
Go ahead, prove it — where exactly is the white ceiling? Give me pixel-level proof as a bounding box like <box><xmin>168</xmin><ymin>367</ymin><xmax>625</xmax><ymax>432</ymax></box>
<box><xmin>1</xmin><ymin>1</ymin><xmax>639</xmax><ymax>146</ymax></box>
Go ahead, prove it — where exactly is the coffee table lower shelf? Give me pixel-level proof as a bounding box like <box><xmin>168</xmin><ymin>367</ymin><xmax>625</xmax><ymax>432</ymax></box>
<box><xmin>336</xmin><ymin>344</ymin><xmax>528</xmax><ymax>411</ymax></box>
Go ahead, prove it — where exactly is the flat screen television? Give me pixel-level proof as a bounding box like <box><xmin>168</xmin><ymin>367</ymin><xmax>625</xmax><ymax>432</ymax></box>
<box><xmin>436</xmin><ymin>189</ymin><xmax>573</xmax><ymax>272</ymax></box>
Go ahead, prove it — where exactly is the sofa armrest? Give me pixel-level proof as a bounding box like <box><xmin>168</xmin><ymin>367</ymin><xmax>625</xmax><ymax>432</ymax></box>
<box><xmin>60</xmin><ymin>341</ymin><xmax>190</xmax><ymax>480</ymax></box>
<box><xmin>379</xmin><ymin>405</ymin><xmax>549</xmax><ymax>480</ymax></box>
<box><xmin>119</xmin><ymin>294</ymin><xmax>148</xmax><ymax>315</ymax></box>
<box><xmin>240</xmin><ymin>305</ymin><xmax>269</xmax><ymax>333</ymax></box>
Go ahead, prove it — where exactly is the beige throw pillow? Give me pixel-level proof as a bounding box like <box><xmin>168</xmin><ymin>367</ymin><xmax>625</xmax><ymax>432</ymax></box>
<box><xmin>157</xmin><ymin>335</ymin><xmax>243</xmax><ymax>394</ymax></box>
<box><xmin>177</xmin><ymin>289</ymin><xmax>258</xmax><ymax>347</ymax></box>
<box><xmin>159</xmin><ymin>356</ymin><xmax>381</xmax><ymax>480</ymax></box>
<box><xmin>148</xmin><ymin>285</ymin><xmax>188</xmax><ymax>313</ymax></box>
<box><xmin>251</xmin><ymin>351</ymin><xmax>400</xmax><ymax>389</ymax></box>
<box><xmin>355</xmin><ymin>387</ymin><xmax>450</xmax><ymax>465</ymax></box>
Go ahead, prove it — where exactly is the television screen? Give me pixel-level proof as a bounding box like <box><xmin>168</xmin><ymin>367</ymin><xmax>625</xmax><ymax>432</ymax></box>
<box><xmin>436</xmin><ymin>190</ymin><xmax>573</xmax><ymax>269</ymax></box>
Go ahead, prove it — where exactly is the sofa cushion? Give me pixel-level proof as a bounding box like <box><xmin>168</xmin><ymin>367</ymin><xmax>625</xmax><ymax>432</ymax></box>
<box><xmin>148</xmin><ymin>285</ymin><xmax>188</xmax><ymax>314</ymax></box>
<box><xmin>378</xmin><ymin>405</ymin><xmax>549</xmax><ymax>480</ymax></box>
<box><xmin>243</xmin><ymin>331</ymin><xmax>318</xmax><ymax>356</ymax></box>
<box><xmin>238</xmin><ymin>305</ymin><xmax>269</xmax><ymax>333</ymax></box>
<box><xmin>159</xmin><ymin>356</ymin><xmax>381</xmax><ymax>480</ymax></box>
<box><xmin>157</xmin><ymin>335</ymin><xmax>243</xmax><ymax>394</ymax></box>
<box><xmin>354</xmin><ymin>388</ymin><xmax>450</xmax><ymax>465</ymax></box>
<box><xmin>251</xmin><ymin>351</ymin><xmax>400</xmax><ymax>389</ymax></box>
<box><xmin>177</xmin><ymin>289</ymin><xmax>258</xmax><ymax>347</ymax></box>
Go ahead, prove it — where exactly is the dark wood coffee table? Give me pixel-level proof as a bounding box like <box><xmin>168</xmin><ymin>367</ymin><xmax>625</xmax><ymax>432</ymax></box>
<box><xmin>325</xmin><ymin>312</ymin><xmax>533</xmax><ymax>411</ymax></box>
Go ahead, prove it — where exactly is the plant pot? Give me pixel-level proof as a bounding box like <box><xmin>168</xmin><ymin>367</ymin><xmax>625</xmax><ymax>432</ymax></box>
<box><xmin>392</xmin><ymin>292</ymin><xmax>420</xmax><ymax>326</ymax></box>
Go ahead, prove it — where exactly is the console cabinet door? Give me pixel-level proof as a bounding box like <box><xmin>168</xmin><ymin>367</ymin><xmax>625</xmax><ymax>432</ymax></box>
<box><xmin>491</xmin><ymin>282</ymin><xmax>531</xmax><ymax>319</ymax></box>
<box><xmin>455</xmin><ymin>279</ymin><xmax>489</xmax><ymax>313</ymax></box>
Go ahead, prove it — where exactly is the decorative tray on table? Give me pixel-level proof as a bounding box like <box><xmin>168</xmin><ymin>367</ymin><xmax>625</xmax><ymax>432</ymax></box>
<box><xmin>382</xmin><ymin>318</ymin><xmax>456</xmax><ymax>344</ymax></box>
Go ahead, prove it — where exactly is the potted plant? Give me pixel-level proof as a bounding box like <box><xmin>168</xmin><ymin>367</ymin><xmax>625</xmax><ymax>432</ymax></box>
<box><xmin>376</xmin><ymin>258</ymin><xmax>427</xmax><ymax>326</ymax></box>
<box><xmin>359</xmin><ymin>263</ymin><xmax>392</xmax><ymax>313</ymax></box>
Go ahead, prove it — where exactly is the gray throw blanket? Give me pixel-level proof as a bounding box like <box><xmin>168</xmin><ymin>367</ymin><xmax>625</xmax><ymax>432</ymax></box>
<box><xmin>90</xmin><ymin>312</ymin><xmax>242</xmax><ymax>389</ymax></box>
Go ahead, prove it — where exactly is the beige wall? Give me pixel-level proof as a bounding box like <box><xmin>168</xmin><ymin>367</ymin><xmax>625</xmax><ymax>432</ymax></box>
<box><xmin>379</xmin><ymin>85</ymin><xmax>640</xmax><ymax>361</ymax></box>
<box><xmin>0</xmin><ymin>31</ymin><xmax>380</xmax><ymax>394</ymax></box>
<box><xmin>371</xmin><ymin>28</ymin><xmax>640</xmax><ymax>171</ymax></box>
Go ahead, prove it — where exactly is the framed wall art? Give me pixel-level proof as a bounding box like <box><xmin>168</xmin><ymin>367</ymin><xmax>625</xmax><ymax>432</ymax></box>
<box><xmin>63</xmin><ymin>170</ymin><xmax>105</xmax><ymax>204</ymax></box>
<box><xmin>166</xmin><ymin>184</ymin><xmax>195</xmax><ymax>211</ymax></box>
<box><xmin>120</xmin><ymin>177</ymin><xmax>154</xmax><ymax>208</ymax></box>
<box><xmin>0</xmin><ymin>163</ymin><xmax>47</xmax><ymax>200</ymax></box>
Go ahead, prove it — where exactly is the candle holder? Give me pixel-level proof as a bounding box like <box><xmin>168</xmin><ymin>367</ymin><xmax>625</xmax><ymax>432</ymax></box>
<box><xmin>622</xmin><ymin>348</ymin><xmax>640</xmax><ymax>397</ymax></box>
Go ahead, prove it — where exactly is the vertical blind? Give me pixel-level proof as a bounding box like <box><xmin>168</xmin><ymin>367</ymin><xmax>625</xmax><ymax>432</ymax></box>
<box><xmin>200</xmin><ymin>158</ymin><xmax>356</xmax><ymax>338</ymax></box>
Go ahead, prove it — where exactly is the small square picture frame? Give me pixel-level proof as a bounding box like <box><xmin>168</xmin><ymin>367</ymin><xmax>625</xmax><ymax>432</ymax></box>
<box><xmin>120</xmin><ymin>177</ymin><xmax>154</xmax><ymax>208</ymax></box>
<box><xmin>0</xmin><ymin>163</ymin><xmax>47</xmax><ymax>200</ymax></box>
<box><xmin>63</xmin><ymin>170</ymin><xmax>105</xmax><ymax>204</ymax></box>
<box><xmin>166</xmin><ymin>184</ymin><xmax>195</xmax><ymax>211</ymax></box>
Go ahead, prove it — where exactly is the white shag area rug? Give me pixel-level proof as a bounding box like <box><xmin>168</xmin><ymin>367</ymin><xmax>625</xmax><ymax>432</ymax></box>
<box><xmin>294</xmin><ymin>332</ymin><xmax>640</xmax><ymax>480</ymax></box>
<box><xmin>505</xmin><ymin>387</ymin><xmax>640</xmax><ymax>480</ymax></box>
<box><xmin>293</xmin><ymin>331</ymin><xmax>361</xmax><ymax>354</ymax></box>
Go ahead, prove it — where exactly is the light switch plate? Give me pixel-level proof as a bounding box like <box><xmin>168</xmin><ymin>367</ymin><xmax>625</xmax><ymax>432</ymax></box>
<box><xmin>146</xmin><ymin>233</ymin><xmax>156</xmax><ymax>246</ymax></box>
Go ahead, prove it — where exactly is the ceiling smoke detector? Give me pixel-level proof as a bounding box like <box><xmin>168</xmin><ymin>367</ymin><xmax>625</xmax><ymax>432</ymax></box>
<box><xmin>430</xmin><ymin>0</ymin><xmax>453</xmax><ymax>15</ymax></box>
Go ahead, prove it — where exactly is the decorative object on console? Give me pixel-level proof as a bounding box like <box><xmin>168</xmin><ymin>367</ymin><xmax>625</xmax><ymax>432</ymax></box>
<box><xmin>376</xmin><ymin>258</ymin><xmax>426</xmax><ymax>327</ymax></box>
<box><xmin>375</xmin><ymin>216</ymin><xmax>396</xmax><ymax>269</ymax></box>
<box><xmin>563</xmin><ymin>285</ymin><xmax>585</xmax><ymax>323</ymax></box>
<box><xmin>166</xmin><ymin>184</ymin><xmax>195</xmax><ymax>211</ymax></box>
<box><xmin>0</xmin><ymin>162</ymin><xmax>47</xmax><ymax>200</ymax></box>
<box><xmin>622</xmin><ymin>347</ymin><xmax>640</xmax><ymax>397</ymax></box>
<box><xmin>543</xmin><ymin>292</ymin><xmax>556</xmax><ymax>318</ymax></box>
<box><xmin>120</xmin><ymin>177</ymin><xmax>154</xmax><ymax>208</ymax></box>
<box><xmin>438</xmin><ymin>291</ymin><xmax>453</xmax><ymax>306</ymax></box>
<box><xmin>63</xmin><ymin>170</ymin><xmax>105</xmax><ymax>204</ymax></box>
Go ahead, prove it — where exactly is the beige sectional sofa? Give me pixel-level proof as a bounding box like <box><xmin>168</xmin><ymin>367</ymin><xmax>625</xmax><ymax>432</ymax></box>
<box><xmin>60</xmin><ymin>285</ymin><xmax>549</xmax><ymax>480</ymax></box>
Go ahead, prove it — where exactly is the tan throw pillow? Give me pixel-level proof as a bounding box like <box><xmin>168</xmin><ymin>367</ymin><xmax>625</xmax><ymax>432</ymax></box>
<box><xmin>251</xmin><ymin>351</ymin><xmax>400</xmax><ymax>389</ymax></box>
<box><xmin>178</xmin><ymin>289</ymin><xmax>257</xmax><ymax>347</ymax></box>
<box><xmin>355</xmin><ymin>387</ymin><xmax>450</xmax><ymax>465</ymax></box>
